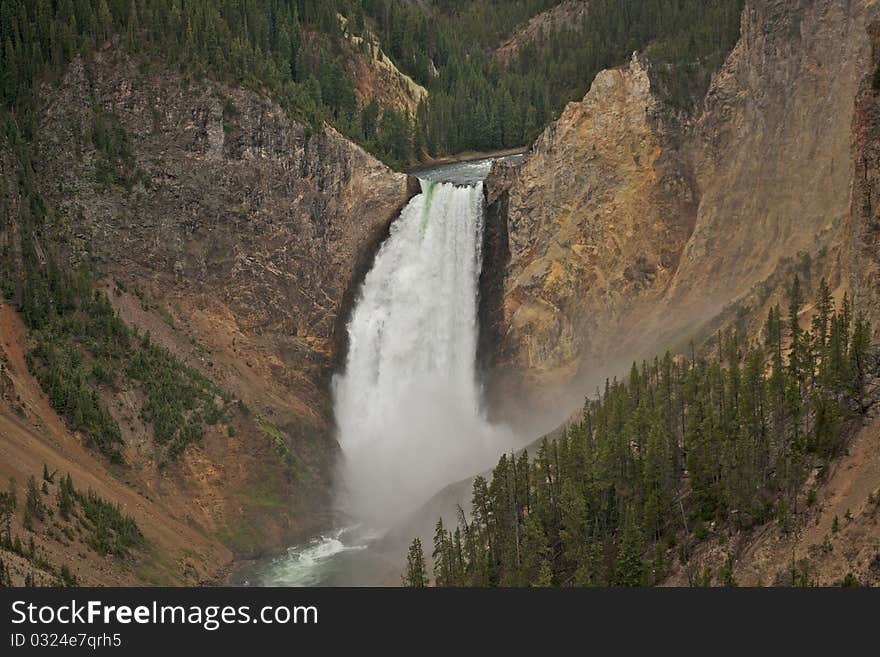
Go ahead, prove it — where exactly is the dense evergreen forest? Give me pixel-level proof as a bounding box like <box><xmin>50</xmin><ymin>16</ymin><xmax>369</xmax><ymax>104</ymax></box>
<box><xmin>403</xmin><ymin>279</ymin><xmax>876</xmax><ymax>587</ymax></box>
<box><xmin>370</xmin><ymin>0</ymin><xmax>745</xmax><ymax>156</ymax></box>
<box><xmin>1</xmin><ymin>0</ymin><xmax>745</xmax><ymax>167</ymax></box>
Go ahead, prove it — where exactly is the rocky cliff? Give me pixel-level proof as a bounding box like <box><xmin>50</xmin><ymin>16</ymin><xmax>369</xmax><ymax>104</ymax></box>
<box><xmin>41</xmin><ymin>53</ymin><xmax>415</xmax><ymax>416</ymax></box>
<box><xmin>666</xmin><ymin>0</ymin><xmax>869</xmax><ymax>318</ymax></box>
<box><xmin>851</xmin><ymin>21</ymin><xmax>880</xmax><ymax>343</ymax></box>
<box><xmin>483</xmin><ymin>53</ymin><xmax>696</xmax><ymax>420</ymax></box>
<box><xmin>483</xmin><ymin>0</ymin><xmax>880</xmax><ymax>419</ymax></box>
<box><xmin>0</xmin><ymin>49</ymin><xmax>416</xmax><ymax>583</ymax></box>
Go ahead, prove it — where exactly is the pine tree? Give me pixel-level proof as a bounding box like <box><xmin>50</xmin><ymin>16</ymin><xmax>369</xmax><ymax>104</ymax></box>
<box><xmin>57</xmin><ymin>473</ymin><xmax>74</xmax><ymax>520</ymax></box>
<box><xmin>559</xmin><ymin>478</ymin><xmax>586</xmax><ymax>580</ymax></box>
<box><xmin>788</xmin><ymin>275</ymin><xmax>805</xmax><ymax>382</ymax></box>
<box><xmin>720</xmin><ymin>554</ymin><xmax>738</xmax><ymax>587</ymax></box>
<box><xmin>360</xmin><ymin>99</ymin><xmax>379</xmax><ymax>141</ymax></box>
<box><xmin>403</xmin><ymin>537</ymin><xmax>428</xmax><ymax>587</ymax></box>
<box><xmin>25</xmin><ymin>475</ymin><xmax>44</xmax><ymax>522</ymax></box>
<box><xmin>520</xmin><ymin>514</ymin><xmax>552</xmax><ymax>587</ymax></box>
<box><xmin>432</xmin><ymin>518</ymin><xmax>452</xmax><ymax>587</ymax></box>
<box><xmin>849</xmin><ymin>313</ymin><xmax>871</xmax><ymax>413</ymax></box>
<box><xmin>0</xmin><ymin>478</ymin><xmax>15</xmax><ymax>540</ymax></box>
<box><xmin>613</xmin><ymin>515</ymin><xmax>644</xmax><ymax>586</ymax></box>
<box><xmin>813</xmin><ymin>278</ymin><xmax>833</xmax><ymax>353</ymax></box>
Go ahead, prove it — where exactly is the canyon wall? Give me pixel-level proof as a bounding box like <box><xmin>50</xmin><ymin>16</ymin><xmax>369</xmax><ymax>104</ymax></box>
<box><xmin>40</xmin><ymin>53</ymin><xmax>416</xmax><ymax>426</ymax></box>
<box><xmin>0</xmin><ymin>50</ymin><xmax>416</xmax><ymax>582</ymax></box>
<box><xmin>483</xmin><ymin>0</ymin><xmax>880</xmax><ymax>419</ymax></box>
<box><xmin>483</xmin><ymin>53</ymin><xmax>696</xmax><ymax>420</ymax></box>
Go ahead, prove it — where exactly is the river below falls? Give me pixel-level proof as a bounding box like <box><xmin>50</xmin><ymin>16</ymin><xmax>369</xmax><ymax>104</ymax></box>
<box><xmin>234</xmin><ymin>527</ymin><xmax>399</xmax><ymax>587</ymax></box>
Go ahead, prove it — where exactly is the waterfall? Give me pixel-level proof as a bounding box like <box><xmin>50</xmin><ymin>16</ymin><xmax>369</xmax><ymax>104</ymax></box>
<box><xmin>333</xmin><ymin>178</ymin><xmax>508</xmax><ymax>528</ymax></box>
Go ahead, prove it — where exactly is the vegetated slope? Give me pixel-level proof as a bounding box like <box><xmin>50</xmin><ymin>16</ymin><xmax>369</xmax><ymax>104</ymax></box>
<box><xmin>403</xmin><ymin>280</ymin><xmax>880</xmax><ymax>587</ymax></box>
<box><xmin>495</xmin><ymin>0</ymin><xmax>590</xmax><ymax>64</ymax></box>
<box><xmin>368</xmin><ymin>0</ymin><xmax>744</xmax><ymax>156</ymax></box>
<box><xmin>0</xmin><ymin>0</ymin><xmax>428</xmax><ymax>170</ymax></box>
<box><xmin>337</xmin><ymin>15</ymin><xmax>428</xmax><ymax>117</ymax></box>
<box><xmin>0</xmin><ymin>1</ymin><xmax>746</xmax><ymax>167</ymax></box>
<box><xmin>0</xmin><ymin>305</ymin><xmax>231</xmax><ymax>586</ymax></box>
<box><xmin>669</xmin><ymin>410</ymin><xmax>880</xmax><ymax>586</ymax></box>
<box><xmin>0</xmin><ymin>42</ymin><xmax>415</xmax><ymax>583</ymax></box>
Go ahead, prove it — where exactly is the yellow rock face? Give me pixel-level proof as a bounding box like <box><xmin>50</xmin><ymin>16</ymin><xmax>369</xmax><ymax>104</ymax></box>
<box><xmin>485</xmin><ymin>54</ymin><xmax>696</xmax><ymax>417</ymax></box>
<box><xmin>484</xmin><ymin>0</ymin><xmax>880</xmax><ymax>424</ymax></box>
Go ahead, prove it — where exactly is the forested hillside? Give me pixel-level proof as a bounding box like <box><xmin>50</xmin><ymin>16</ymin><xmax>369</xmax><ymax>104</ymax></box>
<box><xmin>371</xmin><ymin>0</ymin><xmax>745</xmax><ymax>155</ymax></box>
<box><xmin>404</xmin><ymin>279</ymin><xmax>879</xmax><ymax>587</ymax></box>
<box><xmin>0</xmin><ymin>1</ymin><xmax>744</xmax><ymax>167</ymax></box>
<box><xmin>0</xmin><ymin>2</ymin><xmax>366</xmax><ymax>141</ymax></box>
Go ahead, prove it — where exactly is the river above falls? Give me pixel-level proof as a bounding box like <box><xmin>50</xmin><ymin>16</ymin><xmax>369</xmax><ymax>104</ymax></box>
<box><xmin>411</xmin><ymin>151</ymin><xmax>526</xmax><ymax>185</ymax></box>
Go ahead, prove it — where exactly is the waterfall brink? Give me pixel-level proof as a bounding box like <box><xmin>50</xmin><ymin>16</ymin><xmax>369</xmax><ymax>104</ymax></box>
<box><xmin>333</xmin><ymin>179</ymin><xmax>508</xmax><ymax>528</ymax></box>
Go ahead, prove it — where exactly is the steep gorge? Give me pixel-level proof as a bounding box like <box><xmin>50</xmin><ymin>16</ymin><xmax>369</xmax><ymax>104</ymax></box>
<box><xmin>453</xmin><ymin>0</ymin><xmax>880</xmax><ymax>586</ymax></box>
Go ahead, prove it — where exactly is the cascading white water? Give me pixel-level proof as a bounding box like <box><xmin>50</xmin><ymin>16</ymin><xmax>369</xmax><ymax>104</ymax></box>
<box><xmin>333</xmin><ymin>178</ymin><xmax>509</xmax><ymax>528</ymax></box>
<box><xmin>239</xmin><ymin>158</ymin><xmax>524</xmax><ymax>586</ymax></box>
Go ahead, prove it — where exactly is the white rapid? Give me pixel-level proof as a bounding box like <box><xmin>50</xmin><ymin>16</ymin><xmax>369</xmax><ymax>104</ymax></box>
<box><xmin>246</xmin><ymin>528</ymin><xmax>368</xmax><ymax>587</ymax></box>
<box><xmin>333</xmin><ymin>178</ymin><xmax>509</xmax><ymax>528</ymax></box>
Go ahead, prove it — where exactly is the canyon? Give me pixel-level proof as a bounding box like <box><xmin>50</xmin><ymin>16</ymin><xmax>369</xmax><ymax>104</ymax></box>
<box><xmin>2</xmin><ymin>0</ymin><xmax>880</xmax><ymax>586</ymax></box>
<box><xmin>473</xmin><ymin>0</ymin><xmax>880</xmax><ymax>584</ymax></box>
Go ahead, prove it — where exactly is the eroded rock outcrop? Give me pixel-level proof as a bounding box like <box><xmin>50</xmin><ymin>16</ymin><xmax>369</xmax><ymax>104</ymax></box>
<box><xmin>40</xmin><ymin>53</ymin><xmax>415</xmax><ymax>418</ymax></box>
<box><xmin>667</xmin><ymin>0</ymin><xmax>872</xmax><ymax>316</ymax></box>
